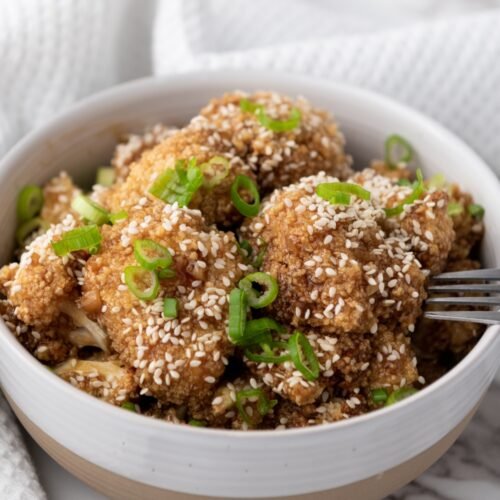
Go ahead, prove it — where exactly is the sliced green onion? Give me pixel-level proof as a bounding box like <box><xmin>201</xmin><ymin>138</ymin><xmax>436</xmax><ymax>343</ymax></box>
<box><xmin>228</xmin><ymin>288</ymin><xmax>248</xmax><ymax>344</ymax></box>
<box><xmin>149</xmin><ymin>158</ymin><xmax>204</xmax><ymax>207</ymax></box>
<box><xmin>288</xmin><ymin>331</ymin><xmax>320</xmax><ymax>381</ymax></box>
<box><xmin>71</xmin><ymin>195</ymin><xmax>110</xmax><ymax>225</ymax></box>
<box><xmin>200</xmin><ymin>156</ymin><xmax>230</xmax><ymax>189</ymax></box>
<box><xmin>245</xmin><ymin>317</ymin><xmax>284</xmax><ymax>338</ymax></box>
<box><xmin>109</xmin><ymin>210</ymin><xmax>128</xmax><ymax>224</ymax></box>
<box><xmin>371</xmin><ymin>388</ymin><xmax>389</xmax><ymax>404</ymax></box>
<box><xmin>253</xmin><ymin>242</ymin><xmax>267</xmax><ymax>269</ymax></box>
<box><xmin>17</xmin><ymin>185</ymin><xmax>44</xmax><ymax>223</ymax></box>
<box><xmin>121</xmin><ymin>401</ymin><xmax>136</xmax><ymax>412</ymax></box>
<box><xmin>427</xmin><ymin>173</ymin><xmax>446</xmax><ymax>189</ymax></box>
<box><xmin>240</xmin><ymin>99</ymin><xmax>301</xmax><ymax>133</ymax></box>
<box><xmin>245</xmin><ymin>340</ymin><xmax>290</xmax><ymax>364</ymax></box>
<box><xmin>158</xmin><ymin>268</ymin><xmax>176</xmax><ymax>279</ymax></box>
<box><xmin>124</xmin><ymin>266</ymin><xmax>159</xmax><ymax>301</ymax></box>
<box><xmin>239</xmin><ymin>239</ymin><xmax>253</xmax><ymax>259</ymax></box>
<box><xmin>316</xmin><ymin>182</ymin><xmax>371</xmax><ymax>203</ymax></box>
<box><xmin>468</xmin><ymin>203</ymin><xmax>485</xmax><ymax>219</ymax></box>
<box><xmin>385</xmin><ymin>387</ymin><xmax>418</xmax><ymax>406</ymax></box>
<box><xmin>133</xmin><ymin>239</ymin><xmax>172</xmax><ymax>271</ymax></box>
<box><xmin>188</xmin><ymin>419</ymin><xmax>207</xmax><ymax>427</ymax></box>
<box><xmin>238</xmin><ymin>272</ymin><xmax>279</xmax><ymax>309</ymax></box>
<box><xmin>235</xmin><ymin>388</ymin><xmax>277</xmax><ymax>425</ymax></box>
<box><xmin>447</xmin><ymin>202</ymin><xmax>464</xmax><ymax>216</ymax></box>
<box><xmin>385</xmin><ymin>134</ymin><xmax>413</xmax><ymax>170</ymax></box>
<box><xmin>96</xmin><ymin>167</ymin><xmax>115</xmax><ymax>187</ymax></box>
<box><xmin>163</xmin><ymin>298</ymin><xmax>178</xmax><ymax>318</ymax></box>
<box><xmin>52</xmin><ymin>225</ymin><xmax>102</xmax><ymax>256</ymax></box>
<box><xmin>16</xmin><ymin>217</ymin><xmax>49</xmax><ymax>246</ymax></box>
<box><xmin>397</xmin><ymin>178</ymin><xmax>413</xmax><ymax>187</ymax></box>
<box><xmin>384</xmin><ymin>168</ymin><xmax>425</xmax><ymax>217</ymax></box>
<box><xmin>230</xmin><ymin>175</ymin><xmax>260</xmax><ymax>217</ymax></box>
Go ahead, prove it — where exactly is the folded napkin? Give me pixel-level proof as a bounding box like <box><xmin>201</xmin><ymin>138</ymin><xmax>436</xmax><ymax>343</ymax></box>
<box><xmin>1</xmin><ymin>1</ymin><xmax>500</xmax><ymax>498</ymax></box>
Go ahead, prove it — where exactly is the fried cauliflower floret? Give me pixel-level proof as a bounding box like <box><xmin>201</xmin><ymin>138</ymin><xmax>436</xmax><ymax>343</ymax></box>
<box><xmin>54</xmin><ymin>359</ymin><xmax>138</xmax><ymax>406</ymax></box>
<box><xmin>366</xmin><ymin>327</ymin><xmax>419</xmax><ymax>391</ymax></box>
<box><xmin>447</xmin><ymin>184</ymin><xmax>484</xmax><ymax>261</ymax></box>
<box><xmin>3</xmin><ymin>215</ymin><xmax>79</xmax><ymax>327</ymax></box>
<box><xmin>200</xmin><ymin>91</ymin><xmax>352</xmax><ymax>191</ymax></box>
<box><xmin>370</xmin><ymin>160</ymin><xmax>412</xmax><ymax>182</ymax></box>
<box><xmin>352</xmin><ymin>168</ymin><xmax>455</xmax><ymax>275</ymax></box>
<box><xmin>241</xmin><ymin>173</ymin><xmax>426</xmax><ymax>335</ymax></box>
<box><xmin>106</xmin><ymin>120</ymin><xmax>254</xmax><ymax>227</ymax></box>
<box><xmin>111</xmin><ymin>123</ymin><xmax>178</xmax><ymax>183</ymax></box>
<box><xmin>40</xmin><ymin>172</ymin><xmax>81</xmax><ymax>225</ymax></box>
<box><xmin>0</xmin><ymin>300</ymin><xmax>73</xmax><ymax>364</ymax></box>
<box><xmin>246</xmin><ymin>331</ymin><xmax>372</xmax><ymax>406</ymax></box>
<box><xmin>82</xmin><ymin>201</ymin><xmax>246</xmax><ymax>407</ymax></box>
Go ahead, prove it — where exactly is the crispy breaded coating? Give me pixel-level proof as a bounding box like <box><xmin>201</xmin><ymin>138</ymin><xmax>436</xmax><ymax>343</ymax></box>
<box><xmin>111</xmin><ymin>123</ymin><xmax>178</xmax><ymax>184</ymax></box>
<box><xmin>246</xmin><ymin>331</ymin><xmax>372</xmax><ymax>406</ymax></box>
<box><xmin>41</xmin><ymin>172</ymin><xmax>81</xmax><ymax>225</ymax></box>
<box><xmin>241</xmin><ymin>172</ymin><xmax>426</xmax><ymax>335</ymax></box>
<box><xmin>352</xmin><ymin>168</ymin><xmax>455</xmax><ymax>275</ymax></box>
<box><xmin>3</xmin><ymin>215</ymin><xmax>79</xmax><ymax>327</ymax></box>
<box><xmin>0</xmin><ymin>300</ymin><xmax>73</xmax><ymax>364</ymax></box>
<box><xmin>82</xmin><ymin>201</ymin><xmax>246</xmax><ymax>407</ymax></box>
<box><xmin>200</xmin><ymin>91</ymin><xmax>352</xmax><ymax>191</ymax></box>
<box><xmin>54</xmin><ymin>358</ymin><xmax>138</xmax><ymax>406</ymax></box>
<box><xmin>447</xmin><ymin>184</ymin><xmax>484</xmax><ymax>261</ymax></box>
<box><xmin>106</xmin><ymin>121</ymin><xmax>254</xmax><ymax>227</ymax></box>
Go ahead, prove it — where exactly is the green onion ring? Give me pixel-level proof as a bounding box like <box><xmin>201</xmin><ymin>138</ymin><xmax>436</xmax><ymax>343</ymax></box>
<box><xmin>371</xmin><ymin>388</ymin><xmax>389</xmax><ymax>404</ymax></box>
<box><xmin>17</xmin><ymin>184</ymin><xmax>44</xmax><ymax>223</ymax></box>
<box><xmin>384</xmin><ymin>168</ymin><xmax>425</xmax><ymax>217</ymax></box>
<box><xmin>109</xmin><ymin>210</ymin><xmax>128</xmax><ymax>224</ymax></box>
<box><xmin>468</xmin><ymin>203</ymin><xmax>485</xmax><ymax>219</ymax></box>
<box><xmin>288</xmin><ymin>331</ymin><xmax>320</xmax><ymax>381</ymax></box>
<box><xmin>158</xmin><ymin>268</ymin><xmax>177</xmax><ymax>280</ymax></box>
<box><xmin>235</xmin><ymin>388</ymin><xmax>277</xmax><ymax>425</ymax></box>
<box><xmin>124</xmin><ymin>266</ymin><xmax>160</xmax><ymax>301</ymax></box>
<box><xmin>245</xmin><ymin>340</ymin><xmax>290</xmax><ymax>364</ymax></box>
<box><xmin>133</xmin><ymin>239</ymin><xmax>172</xmax><ymax>271</ymax></box>
<box><xmin>121</xmin><ymin>402</ymin><xmax>136</xmax><ymax>412</ymax></box>
<box><xmin>240</xmin><ymin>99</ymin><xmax>302</xmax><ymax>133</ymax></box>
<box><xmin>52</xmin><ymin>225</ymin><xmax>102</xmax><ymax>256</ymax></box>
<box><xmin>228</xmin><ymin>288</ymin><xmax>248</xmax><ymax>344</ymax></box>
<box><xmin>385</xmin><ymin>134</ymin><xmax>413</xmax><ymax>170</ymax></box>
<box><xmin>16</xmin><ymin>217</ymin><xmax>49</xmax><ymax>246</ymax></box>
<box><xmin>96</xmin><ymin>167</ymin><xmax>116</xmax><ymax>187</ymax></box>
<box><xmin>316</xmin><ymin>182</ymin><xmax>371</xmax><ymax>203</ymax></box>
<box><xmin>71</xmin><ymin>195</ymin><xmax>110</xmax><ymax>226</ymax></box>
<box><xmin>385</xmin><ymin>387</ymin><xmax>419</xmax><ymax>406</ymax></box>
<box><xmin>200</xmin><ymin>156</ymin><xmax>230</xmax><ymax>189</ymax></box>
<box><xmin>230</xmin><ymin>175</ymin><xmax>260</xmax><ymax>217</ymax></box>
<box><xmin>188</xmin><ymin>419</ymin><xmax>207</xmax><ymax>427</ymax></box>
<box><xmin>238</xmin><ymin>272</ymin><xmax>279</xmax><ymax>309</ymax></box>
<box><xmin>447</xmin><ymin>202</ymin><xmax>464</xmax><ymax>216</ymax></box>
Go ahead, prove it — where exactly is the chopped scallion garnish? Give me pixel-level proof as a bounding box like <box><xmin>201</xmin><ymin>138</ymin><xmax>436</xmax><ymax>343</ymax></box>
<box><xmin>385</xmin><ymin>387</ymin><xmax>418</xmax><ymax>406</ymax></box>
<box><xmin>316</xmin><ymin>182</ymin><xmax>371</xmax><ymax>205</ymax></box>
<box><xmin>17</xmin><ymin>184</ymin><xmax>44</xmax><ymax>223</ymax></box>
<box><xmin>230</xmin><ymin>175</ymin><xmax>260</xmax><ymax>217</ymax></box>
<box><xmin>385</xmin><ymin>134</ymin><xmax>413</xmax><ymax>170</ymax></box>
<box><xmin>238</xmin><ymin>239</ymin><xmax>253</xmax><ymax>260</ymax></box>
<box><xmin>109</xmin><ymin>210</ymin><xmax>128</xmax><ymax>224</ymax></box>
<box><xmin>124</xmin><ymin>266</ymin><xmax>159</xmax><ymax>301</ymax></box>
<box><xmin>121</xmin><ymin>401</ymin><xmax>136</xmax><ymax>412</ymax></box>
<box><xmin>158</xmin><ymin>268</ymin><xmax>177</xmax><ymax>279</ymax></box>
<box><xmin>133</xmin><ymin>239</ymin><xmax>172</xmax><ymax>271</ymax></box>
<box><xmin>163</xmin><ymin>298</ymin><xmax>178</xmax><ymax>318</ymax></box>
<box><xmin>384</xmin><ymin>168</ymin><xmax>425</xmax><ymax>217</ymax></box>
<box><xmin>52</xmin><ymin>225</ymin><xmax>102</xmax><ymax>256</ymax></box>
<box><xmin>371</xmin><ymin>388</ymin><xmax>389</xmax><ymax>404</ymax></box>
<box><xmin>447</xmin><ymin>202</ymin><xmax>464</xmax><ymax>216</ymax></box>
<box><xmin>96</xmin><ymin>167</ymin><xmax>115</xmax><ymax>187</ymax></box>
<box><xmin>149</xmin><ymin>158</ymin><xmax>204</xmax><ymax>207</ymax></box>
<box><xmin>240</xmin><ymin>99</ymin><xmax>301</xmax><ymax>133</ymax></box>
<box><xmin>200</xmin><ymin>156</ymin><xmax>230</xmax><ymax>189</ymax></box>
<box><xmin>228</xmin><ymin>288</ymin><xmax>248</xmax><ymax>345</ymax></box>
<box><xmin>288</xmin><ymin>331</ymin><xmax>320</xmax><ymax>381</ymax></box>
<box><xmin>235</xmin><ymin>388</ymin><xmax>277</xmax><ymax>425</ymax></box>
<box><xmin>245</xmin><ymin>340</ymin><xmax>290</xmax><ymax>364</ymax></box>
<box><xmin>16</xmin><ymin>217</ymin><xmax>49</xmax><ymax>246</ymax></box>
<box><xmin>468</xmin><ymin>203</ymin><xmax>485</xmax><ymax>219</ymax></box>
<box><xmin>238</xmin><ymin>272</ymin><xmax>279</xmax><ymax>309</ymax></box>
<box><xmin>188</xmin><ymin>419</ymin><xmax>207</xmax><ymax>427</ymax></box>
<box><xmin>71</xmin><ymin>195</ymin><xmax>110</xmax><ymax>226</ymax></box>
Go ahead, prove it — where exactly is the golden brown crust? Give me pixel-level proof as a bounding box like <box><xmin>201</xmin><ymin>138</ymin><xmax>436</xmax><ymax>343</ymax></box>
<box><xmin>41</xmin><ymin>172</ymin><xmax>81</xmax><ymax>225</ymax></box>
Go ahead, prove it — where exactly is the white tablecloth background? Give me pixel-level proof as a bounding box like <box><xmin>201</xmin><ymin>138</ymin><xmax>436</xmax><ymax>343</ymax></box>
<box><xmin>1</xmin><ymin>1</ymin><xmax>499</xmax><ymax>498</ymax></box>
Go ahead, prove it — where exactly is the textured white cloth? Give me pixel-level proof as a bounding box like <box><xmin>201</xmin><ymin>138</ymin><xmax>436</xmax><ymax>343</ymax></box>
<box><xmin>1</xmin><ymin>1</ymin><xmax>500</xmax><ymax>498</ymax></box>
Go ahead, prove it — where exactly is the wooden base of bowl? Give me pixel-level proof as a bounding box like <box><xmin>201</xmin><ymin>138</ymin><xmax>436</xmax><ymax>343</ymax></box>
<box><xmin>10</xmin><ymin>398</ymin><xmax>476</xmax><ymax>500</ymax></box>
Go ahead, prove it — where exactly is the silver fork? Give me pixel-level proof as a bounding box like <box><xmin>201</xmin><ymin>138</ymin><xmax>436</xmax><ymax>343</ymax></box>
<box><xmin>425</xmin><ymin>268</ymin><xmax>500</xmax><ymax>325</ymax></box>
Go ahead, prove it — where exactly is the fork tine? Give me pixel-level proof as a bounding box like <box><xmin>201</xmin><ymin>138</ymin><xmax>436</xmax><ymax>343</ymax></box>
<box><xmin>427</xmin><ymin>283</ymin><xmax>500</xmax><ymax>293</ymax></box>
<box><xmin>424</xmin><ymin>310</ymin><xmax>500</xmax><ymax>325</ymax></box>
<box><xmin>430</xmin><ymin>268</ymin><xmax>500</xmax><ymax>281</ymax></box>
<box><xmin>426</xmin><ymin>296</ymin><xmax>500</xmax><ymax>306</ymax></box>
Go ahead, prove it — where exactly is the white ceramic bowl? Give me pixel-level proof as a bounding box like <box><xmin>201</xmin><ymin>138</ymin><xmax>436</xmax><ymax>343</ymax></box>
<box><xmin>0</xmin><ymin>71</ymin><xmax>499</xmax><ymax>500</ymax></box>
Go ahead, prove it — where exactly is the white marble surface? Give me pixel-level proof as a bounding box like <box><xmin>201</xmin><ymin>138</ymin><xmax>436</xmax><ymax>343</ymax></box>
<box><xmin>23</xmin><ymin>373</ymin><xmax>500</xmax><ymax>500</ymax></box>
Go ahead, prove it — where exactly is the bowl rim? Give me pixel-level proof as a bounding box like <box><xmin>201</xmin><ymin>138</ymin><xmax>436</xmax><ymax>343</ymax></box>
<box><xmin>1</xmin><ymin>68</ymin><xmax>499</xmax><ymax>440</ymax></box>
